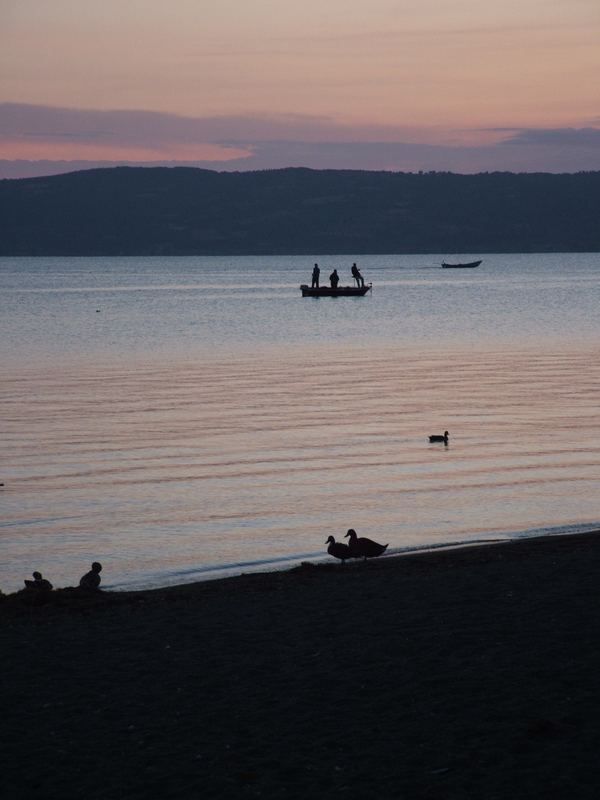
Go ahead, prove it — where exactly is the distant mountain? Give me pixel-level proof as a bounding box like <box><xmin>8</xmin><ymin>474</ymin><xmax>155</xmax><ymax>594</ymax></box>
<box><xmin>0</xmin><ymin>159</ymin><xmax>223</xmax><ymax>180</ymax></box>
<box><xmin>1</xmin><ymin>167</ymin><xmax>599</xmax><ymax>255</ymax></box>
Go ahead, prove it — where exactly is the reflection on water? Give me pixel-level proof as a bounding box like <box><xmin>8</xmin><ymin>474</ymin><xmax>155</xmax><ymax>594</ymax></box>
<box><xmin>2</xmin><ymin>343</ymin><xmax>599</xmax><ymax>592</ymax></box>
<box><xmin>1</xmin><ymin>254</ymin><xmax>600</xmax><ymax>592</ymax></box>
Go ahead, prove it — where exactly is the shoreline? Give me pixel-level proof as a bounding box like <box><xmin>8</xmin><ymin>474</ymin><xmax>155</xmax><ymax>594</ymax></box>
<box><xmin>93</xmin><ymin>526</ymin><xmax>600</xmax><ymax>597</ymax></box>
<box><xmin>0</xmin><ymin>526</ymin><xmax>600</xmax><ymax>608</ymax></box>
<box><xmin>4</xmin><ymin>528</ymin><xmax>600</xmax><ymax>798</ymax></box>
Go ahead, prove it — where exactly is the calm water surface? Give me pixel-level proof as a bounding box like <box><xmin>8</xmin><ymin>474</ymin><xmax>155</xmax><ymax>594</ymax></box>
<box><xmin>1</xmin><ymin>254</ymin><xmax>599</xmax><ymax>592</ymax></box>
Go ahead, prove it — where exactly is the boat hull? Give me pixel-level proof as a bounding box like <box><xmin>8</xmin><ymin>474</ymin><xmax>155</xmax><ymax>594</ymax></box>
<box><xmin>441</xmin><ymin>260</ymin><xmax>482</xmax><ymax>269</ymax></box>
<box><xmin>300</xmin><ymin>284</ymin><xmax>372</xmax><ymax>297</ymax></box>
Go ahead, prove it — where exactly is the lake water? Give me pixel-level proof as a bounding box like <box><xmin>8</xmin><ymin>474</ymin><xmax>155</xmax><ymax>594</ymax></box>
<box><xmin>1</xmin><ymin>254</ymin><xmax>599</xmax><ymax>592</ymax></box>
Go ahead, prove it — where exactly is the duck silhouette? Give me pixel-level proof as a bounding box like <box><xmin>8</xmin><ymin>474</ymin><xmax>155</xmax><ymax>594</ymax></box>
<box><xmin>344</xmin><ymin>529</ymin><xmax>388</xmax><ymax>561</ymax></box>
<box><xmin>326</xmin><ymin>535</ymin><xmax>353</xmax><ymax>564</ymax></box>
<box><xmin>428</xmin><ymin>430</ymin><xmax>449</xmax><ymax>444</ymax></box>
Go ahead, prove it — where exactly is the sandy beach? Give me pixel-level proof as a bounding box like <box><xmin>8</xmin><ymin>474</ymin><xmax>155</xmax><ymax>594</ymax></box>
<box><xmin>3</xmin><ymin>531</ymin><xmax>600</xmax><ymax>799</ymax></box>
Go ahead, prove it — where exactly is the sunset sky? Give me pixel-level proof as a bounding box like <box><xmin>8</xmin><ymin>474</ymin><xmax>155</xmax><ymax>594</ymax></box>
<box><xmin>1</xmin><ymin>0</ymin><xmax>599</xmax><ymax>175</ymax></box>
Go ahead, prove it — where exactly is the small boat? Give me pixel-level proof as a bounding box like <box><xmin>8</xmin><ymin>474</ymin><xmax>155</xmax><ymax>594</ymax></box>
<box><xmin>441</xmin><ymin>260</ymin><xmax>482</xmax><ymax>269</ymax></box>
<box><xmin>300</xmin><ymin>283</ymin><xmax>372</xmax><ymax>297</ymax></box>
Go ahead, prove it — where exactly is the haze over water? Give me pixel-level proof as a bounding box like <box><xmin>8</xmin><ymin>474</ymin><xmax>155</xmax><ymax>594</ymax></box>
<box><xmin>1</xmin><ymin>254</ymin><xmax>599</xmax><ymax>592</ymax></box>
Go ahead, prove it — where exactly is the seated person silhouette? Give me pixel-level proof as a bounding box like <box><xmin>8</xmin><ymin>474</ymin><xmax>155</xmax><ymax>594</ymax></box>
<box><xmin>351</xmin><ymin>262</ymin><xmax>364</xmax><ymax>287</ymax></box>
<box><xmin>79</xmin><ymin>561</ymin><xmax>103</xmax><ymax>591</ymax></box>
<box><xmin>24</xmin><ymin>571</ymin><xmax>53</xmax><ymax>592</ymax></box>
<box><xmin>329</xmin><ymin>269</ymin><xmax>339</xmax><ymax>289</ymax></box>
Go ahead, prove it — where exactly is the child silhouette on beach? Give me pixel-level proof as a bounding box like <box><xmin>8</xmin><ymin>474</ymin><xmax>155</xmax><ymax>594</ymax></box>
<box><xmin>24</xmin><ymin>571</ymin><xmax>53</xmax><ymax>592</ymax></box>
<box><xmin>79</xmin><ymin>562</ymin><xmax>103</xmax><ymax>591</ymax></box>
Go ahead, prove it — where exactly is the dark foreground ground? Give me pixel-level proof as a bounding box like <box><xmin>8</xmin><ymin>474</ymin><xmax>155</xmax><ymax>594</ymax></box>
<box><xmin>3</xmin><ymin>532</ymin><xmax>600</xmax><ymax>799</ymax></box>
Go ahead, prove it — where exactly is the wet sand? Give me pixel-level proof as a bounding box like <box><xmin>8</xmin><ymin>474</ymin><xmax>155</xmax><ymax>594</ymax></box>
<box><xmin>3</xmin><ymin>531</ymin><xmax>600</xmax><ymax>799</ymax></box>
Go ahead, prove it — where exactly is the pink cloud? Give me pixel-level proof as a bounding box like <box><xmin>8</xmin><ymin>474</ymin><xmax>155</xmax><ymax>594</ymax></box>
<box><xmin>1</xmin><ymin>103</ymin><xmax>599</xmax><ymax>177</ymax></box>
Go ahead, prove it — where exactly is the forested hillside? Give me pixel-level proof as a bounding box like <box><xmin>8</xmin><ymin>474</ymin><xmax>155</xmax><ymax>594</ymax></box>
<box><xmin>1</xmin><ymin>167</ymin><xmax>598</xmax><ymax>255</ymax></box>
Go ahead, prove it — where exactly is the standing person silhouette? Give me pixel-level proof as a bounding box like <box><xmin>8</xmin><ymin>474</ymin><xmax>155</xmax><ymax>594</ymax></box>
<box><xmin>329</xmin><ymin>269</ymin><xmax>339</xmax><ymax>289</ymax></box>
<box><xmin>311</xmin><ymin>263</ymin><xmax>320</xmax><ymax>289</ymax></box>
<box><xmin>351</xmin><ymin>262</ymin><xmax>365</xmax><ymax>288</ymax></box>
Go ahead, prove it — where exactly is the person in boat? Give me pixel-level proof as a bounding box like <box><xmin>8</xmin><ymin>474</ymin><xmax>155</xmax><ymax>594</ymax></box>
<box><xmin>24</xmin><ymin>571</ymin><xmax>53</xmax><ymax>592</ymax></box>
<box><xmin>79</xmin><ymin>561</ymin><xmax>103</xmax><ymax>591</ymax></box>
<box><xmin>351</xmin><ymin>263</ymin><xmax>364</xmax><ymax>288</ymax></box>
<box><xmin>311</xmin><ymin>263</ymin><xmax>320</xmax><ymax>289</ymax></box>
<box><xmin>329</xmin><ymin>269</ymin><xmax>339</xmax><ymax>289</ymax></box>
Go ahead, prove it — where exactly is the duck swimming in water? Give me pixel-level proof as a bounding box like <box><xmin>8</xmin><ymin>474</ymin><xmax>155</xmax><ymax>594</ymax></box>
<box><xmin>326</xmin><ymin>536</ymin><xmax>353</xmax><ymax>564</ymax></box>
<box><xmin>344</xmin><ymin>529</ymin><xmax>388</xmax><ymax>561</ymax></box>
<box><xmin>428</xmin><ymin>431</ymin><xmax>449</xmax><ymax>444</ymax></box>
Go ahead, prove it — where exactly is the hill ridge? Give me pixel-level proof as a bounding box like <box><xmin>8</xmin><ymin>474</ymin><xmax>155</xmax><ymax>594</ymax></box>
<box><xmin>1</xmin><ymin>166</ymin><xmax>599</xmax><ymax>255</ymax></box>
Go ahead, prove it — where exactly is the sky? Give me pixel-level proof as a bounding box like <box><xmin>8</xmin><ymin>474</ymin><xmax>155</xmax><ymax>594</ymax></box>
<box><xmin>1</xmin><ymin>0</ymin><xmax>599</xmax><ymax>176</ymax></box>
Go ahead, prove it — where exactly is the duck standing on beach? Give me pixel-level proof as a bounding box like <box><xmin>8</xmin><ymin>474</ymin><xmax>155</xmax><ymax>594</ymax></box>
<box><xmin>428</xmin><ymin>431</ymin><xmax>449</xmax><ymax>444</ymax></box>
<box><xmin>326</xmin><ymin>536</ymin><xmax>353</xmax><ymax>565</ymax></box>
<box><xmin>344</xmin><ymin>529</ymin><xmax>388</xmax><ymax>561</ymax></box>
<box><xmin>79</xmin><ymin>562</ymin><xmax>103</xmax><ymax>591</ymax></box>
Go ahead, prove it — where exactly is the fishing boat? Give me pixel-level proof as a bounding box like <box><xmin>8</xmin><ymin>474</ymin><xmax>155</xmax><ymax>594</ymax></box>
<box><xmin>300</xmin><ymin>283</ymin><xmax>372</xmax><ymax>297</ymax></box>
<box><xmin>441</xmin><ymin>259</ymin><xmax>482</xmax><ymax>269</ymax></box>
